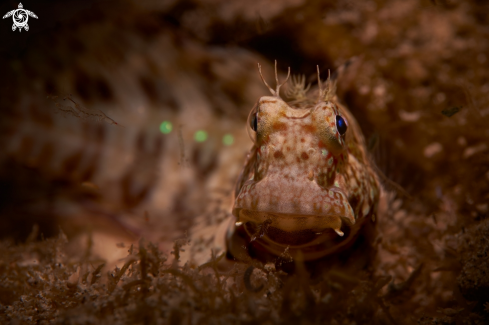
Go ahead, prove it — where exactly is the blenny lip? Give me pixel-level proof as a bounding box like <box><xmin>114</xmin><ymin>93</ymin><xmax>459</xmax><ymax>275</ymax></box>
<box><xmin>232</xmin><ymin>179</ymin><xmax>357</xmax><ymax>254</ymax></box>
<box><xmin>233</xmin><ymin>179</ymin><xmax>356</xmax><ymax>226</ymax></box>
<box><xmin>235</xmin><ymin>209</ymin><xmax>354</xmax><ymax>238</ymax></box>
<box><xmin>240</xmin><ymin>219</ymin><xmax>352</xmax><ymax>247</ymax></box>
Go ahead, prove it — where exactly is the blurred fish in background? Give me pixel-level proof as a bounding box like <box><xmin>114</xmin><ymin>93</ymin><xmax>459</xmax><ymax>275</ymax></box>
<box><xmin>0</xmin><ymin>0</ymin><xmax>278</xmax><ymax>259</ymax></box>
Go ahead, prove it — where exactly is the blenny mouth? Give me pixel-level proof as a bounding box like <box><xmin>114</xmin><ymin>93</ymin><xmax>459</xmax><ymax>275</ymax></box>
<box><xmin>234</xmin><ymin>208</ymin><xmax>355</xmax><ymax>247</ymax></box>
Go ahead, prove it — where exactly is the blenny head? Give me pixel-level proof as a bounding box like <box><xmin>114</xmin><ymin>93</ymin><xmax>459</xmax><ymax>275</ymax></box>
<box><xmin>227</xmin><ymin>62</ymin><xmax>378</xmax><ymax>262</ymax></box>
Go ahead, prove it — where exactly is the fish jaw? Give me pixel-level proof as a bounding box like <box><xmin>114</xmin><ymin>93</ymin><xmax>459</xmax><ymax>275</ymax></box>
<box><xmin>232</xmin><ymin>175</ymin><xmax>355</xmax><ymax>251</ymax></box>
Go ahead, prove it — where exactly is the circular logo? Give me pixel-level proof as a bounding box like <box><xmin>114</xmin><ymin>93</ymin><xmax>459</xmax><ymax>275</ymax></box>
<box><xmin>14</xmin><ymin>10</ymin><xmax>28</xmax><ymax>27</ymax></box>
<box><xmin>3</xmin><ymin>3</ymin><xmax>38</xmax><ymax>32</ymax></box>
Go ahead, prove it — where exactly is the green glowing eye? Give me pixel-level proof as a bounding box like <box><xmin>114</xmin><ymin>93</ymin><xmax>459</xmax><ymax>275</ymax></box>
<box><xmin>222</xmin><ymin>134</ymin><xmax>234</xmax><ymax>146</ymax></box>
<box><xmin>159</xmin><ymin>121</ymin><xmax>172</xmax><ymax>134</ymax></box>
<box><xmin>194</xmin><ymin>130</ymin><xmax>208</xmax><ymax>142</ymax></box>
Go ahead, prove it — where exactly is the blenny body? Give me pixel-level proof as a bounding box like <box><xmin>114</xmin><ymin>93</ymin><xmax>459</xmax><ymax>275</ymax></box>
<box><xmin>225</xmin><ymin>64</ymin><xmax>380</xmax><ymax>262</ymax></box>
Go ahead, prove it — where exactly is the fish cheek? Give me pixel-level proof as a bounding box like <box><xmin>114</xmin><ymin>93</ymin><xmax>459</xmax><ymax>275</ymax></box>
<box><xmin>313</xmin><ymin>107</ymin><xmax>345</xmax><ymax>156</ymax></box>
<box><xmin>255</xmin><ymin>111</ymin><xmax>274</xmax><ymax>144</ymax></box>
<box><xmin>314</xmin><ymin>122</ymin><xmax>343</xmax><ymax>158</ymax></box>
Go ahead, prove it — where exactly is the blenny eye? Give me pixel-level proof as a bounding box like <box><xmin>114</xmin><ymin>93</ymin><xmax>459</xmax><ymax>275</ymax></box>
<box><xmin>250</xmin><ymin>112</ymin><xmax>258</xmax><ymax>132</ymax></box>
<box><xmin>336</xmin><ymin>115</ymin><xmax>347</xmax><ymax>135</ymax></box>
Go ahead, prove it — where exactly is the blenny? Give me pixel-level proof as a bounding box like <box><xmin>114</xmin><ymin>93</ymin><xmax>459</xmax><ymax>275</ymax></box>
<box><xmin>225</xmin><ymin>62</ymin><xmax>380</xmax><ymax>263</ymax></box>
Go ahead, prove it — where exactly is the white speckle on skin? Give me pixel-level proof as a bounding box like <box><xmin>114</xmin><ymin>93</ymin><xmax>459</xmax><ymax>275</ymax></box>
<box><xmin>328</xmin><ymin>157</ymin><xmax>333</xmax><ymax>166</ymax></box>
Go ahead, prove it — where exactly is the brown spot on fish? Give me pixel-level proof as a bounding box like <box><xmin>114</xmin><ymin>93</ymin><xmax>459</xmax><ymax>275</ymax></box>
<box><xmin>274</xmin><ymin>150</ymin><xmax>285</xmax><ymax>159</ymax></box>
<box><xmin>274</xmin><ymin>122</ymin><xmax>287</xmax><ymax>131</ymax></box>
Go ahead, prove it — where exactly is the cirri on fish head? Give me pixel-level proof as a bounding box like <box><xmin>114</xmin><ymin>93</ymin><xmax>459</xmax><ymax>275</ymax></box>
<box><xmin>226</xmin><ymin>63</ymin><xmax>380</xmax><ymax>262</ymax></box>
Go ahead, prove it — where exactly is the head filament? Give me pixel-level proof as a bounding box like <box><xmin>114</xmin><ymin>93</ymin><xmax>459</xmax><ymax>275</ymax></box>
<box><xmin>285</xmin><ymin>74</ymin><xmax>311</xmax><ymax>102</ymax></box>
<box><xmin>316</xmin><ymin>65</ymin><xmax>337</xmax><ymax>103</ymax></box>
<box><xmin>258</xmin><ymin>60</ymin><xmax>291</xmax><ymax>98</ymax></box>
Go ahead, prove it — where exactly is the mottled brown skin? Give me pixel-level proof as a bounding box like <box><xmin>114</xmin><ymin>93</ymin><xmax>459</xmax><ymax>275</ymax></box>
<box><xmin>226</xmin><ymin>68</ymin><xmax>380</xmax><ymax>263</ymax></box>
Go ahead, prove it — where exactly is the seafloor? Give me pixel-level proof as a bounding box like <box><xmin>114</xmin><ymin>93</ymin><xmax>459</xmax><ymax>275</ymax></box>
<box><xmin>0</xmin><ymin>0</ymin><xmax>488</xmax><ymax>324</ymax></box>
